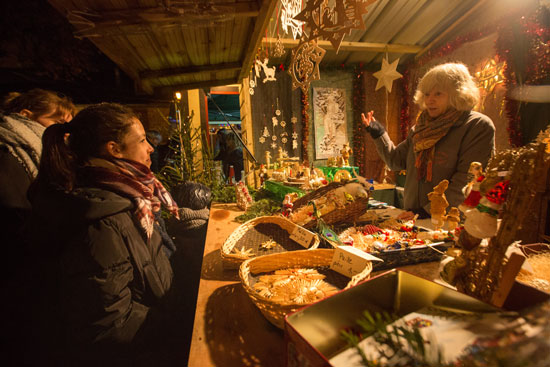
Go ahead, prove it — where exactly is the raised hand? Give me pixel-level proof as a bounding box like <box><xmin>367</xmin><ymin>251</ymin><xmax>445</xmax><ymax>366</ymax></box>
<box><xmin>361</xmin><ymin>110</ymin><xmax>375</xmax><ymax>128</ymax></box>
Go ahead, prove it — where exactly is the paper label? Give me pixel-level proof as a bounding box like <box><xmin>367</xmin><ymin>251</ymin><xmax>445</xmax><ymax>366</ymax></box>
<box><xmin>330</xmin><ymin>246</ymin><xmax>383</xmax><ymax>278</ymax></box>
<box><xmin>290</xmin><ymin>226</ymin><xmax>316</xmax><ymax>248</ymax></box>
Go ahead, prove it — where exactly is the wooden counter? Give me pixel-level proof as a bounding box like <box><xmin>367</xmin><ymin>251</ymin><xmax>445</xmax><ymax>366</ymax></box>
<box><xmin>188</xmin><ymin>203</ymin><xmax>442</xmax><ymax>366</ymax></box>
<box><xmin>188</xmin><ymin>203</ymin><xmax>286</xmax><ymax>367</ymax></box>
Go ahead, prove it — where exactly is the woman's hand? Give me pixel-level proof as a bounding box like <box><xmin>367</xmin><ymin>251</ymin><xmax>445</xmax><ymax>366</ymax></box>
<box><xmin>361</xmin><ymin>111</ymin><xmax>375</xmax><ymax>128</ymax></box>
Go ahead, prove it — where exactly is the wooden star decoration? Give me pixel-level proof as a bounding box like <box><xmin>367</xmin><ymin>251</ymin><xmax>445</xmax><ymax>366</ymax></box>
<box><xmin>373</xmin><ymin>57</ymin><xmax>403</xmax><ymax>93</ymax></box>
<box><xmin>294</xmin><ymin>0</ymin><xmax>377</xmax><ymax>53</ymax></box>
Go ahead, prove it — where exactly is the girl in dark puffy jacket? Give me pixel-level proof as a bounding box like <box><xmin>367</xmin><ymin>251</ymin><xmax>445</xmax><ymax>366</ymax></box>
<box><xmin>27</xmin><ymin>103</ymin><xmax>183</xmax><ymax>366</ymax></box>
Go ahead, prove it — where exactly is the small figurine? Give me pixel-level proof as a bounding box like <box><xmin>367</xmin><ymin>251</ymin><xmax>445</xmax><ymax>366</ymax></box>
<box><xmin>445</xmin><ymin>207</ymin><xmax>461</xmax><ymax>232</ymax></box>
<box><xmin>259</xmin><ymin>164</ymin><xmax>268</xmax><ymax>185</ymax></box>
<box><xmin>463</xmin><ymin>180</ymin><xmax>509</xmax><ymax>239</ymax></box>
<box><xmin>265</xmin><ymin>151</ymin><xmax>271</xmax><ymax>170</ymax></box>
<box><xmin>235</xmin><ymin>181</ymin><xmax>253</xmax><ymax>210</ymax></box>
<box><xmin>458</xmin><ymin>162</ymin><xmax>484</xmax><ymax>213</ymax></box>
<box><xmin>427</xmin><ymin>179</ymin><xmax>449</xmax><ymax>231</ymax></box>
<box><xmin>340</xmin><ymin>142</ymin><xmax>353</xmax><ymax>166</ymax></box>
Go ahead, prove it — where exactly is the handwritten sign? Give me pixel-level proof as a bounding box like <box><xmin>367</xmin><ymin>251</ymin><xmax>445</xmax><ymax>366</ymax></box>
<box><xmin>290</xmin><ymin>226</ymin><xmax>316</xmax><ymax>248</ymax></box>
<box><xmin>330</xmin><ymin>246</ymin><xmax>382</xmax><ymax>278</ymax></box>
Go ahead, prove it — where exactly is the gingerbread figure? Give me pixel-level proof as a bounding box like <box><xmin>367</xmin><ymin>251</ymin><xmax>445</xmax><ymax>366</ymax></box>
<box><xmin>445</xmin><ymin>206</ymin><xmax>461</xmax><ymax>232</ymax></box>
<box><xmin>340</xmin><ymin>142</ymin><xmax>353</xmax><ymax>166</ymax></box>
<box><xmin>427</xmin><ymin>179</ymin><xmax>449</xmax><ymax>231</ymax></box>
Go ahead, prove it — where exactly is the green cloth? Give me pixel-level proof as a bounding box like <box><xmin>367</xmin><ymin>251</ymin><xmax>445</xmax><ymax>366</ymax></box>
<box><xmin>317</xmin><ymin>166</ymin><xmax>358</xmax><ymax>182</ymax></box>
<box><xmin>264</xmin><ymin>180</ymin><xmax>305</xmax><ymax>202</ymax></box>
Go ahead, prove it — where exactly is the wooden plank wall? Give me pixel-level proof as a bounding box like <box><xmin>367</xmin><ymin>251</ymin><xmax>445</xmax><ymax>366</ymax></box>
<box><xmin>249</xmin><ymin>69</ymin><xmax>303</xmax><ymax>172</ymax></box>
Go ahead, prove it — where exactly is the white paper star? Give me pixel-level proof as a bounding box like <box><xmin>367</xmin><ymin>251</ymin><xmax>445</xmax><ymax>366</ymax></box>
<box><xmin>259</xmin><ymin>136</ymin><xmax>266</xmax><ymax>143</ymax></box>
<box><xmin>373</xmin><ymin>57</ymin><xmax>403</xmax><ymax>93</ymax></box>
<box><xmin>271</xmin><ymin>142</ymin><xmax>278</xmax><ymax>149</ymax></box>
<box><xmin>292</xmin><ymin>132</ymin><xmax>298</xmax><ymax>139</ymax></box>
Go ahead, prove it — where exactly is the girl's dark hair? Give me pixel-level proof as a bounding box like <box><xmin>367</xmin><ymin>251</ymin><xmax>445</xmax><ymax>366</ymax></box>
<box><xmin>36</xmin><ymin>103</ymin><xmax>137</xmax><ymax>191</ymax></box>
<box><xmin>2</xmin><ymin>88</ymin><xmax>76</xmax><ymax>118</ymax></box>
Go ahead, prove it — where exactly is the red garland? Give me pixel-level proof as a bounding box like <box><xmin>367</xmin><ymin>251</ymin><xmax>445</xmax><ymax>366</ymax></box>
<box><xmin>301</xmin><ymin>91</ymin><xmax>310</xmax><ymax>166</ymax></box>
<box><xmin>352</xmin><ymin>64</ymin><xmax>366</xmax><ymax>175</ymax></box>
<box><xmin>495</xmin><ymin>6</ymin><xmax>550</xmax><ymax>147</ymax></box>
<box><xmin>399</xmin><ymin>69</ymin><xmax>411</xmax><ymax>141</ymax></box>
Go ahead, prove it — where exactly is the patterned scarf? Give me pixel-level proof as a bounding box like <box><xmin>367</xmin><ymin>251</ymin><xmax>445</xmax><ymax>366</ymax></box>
<box><xmin>0</xmin><ymin>113</ymin><xmax>46</xmax><ymax>179</ymax></box>
<box><xmin>412</xmin><ymin>109</ymin><xmax>465</xmax><ymax>182</ymax></box>
<box><xmin>79</xmin><ymin>158</ymin><xmax>179</xmax><ymax>239</ymax></box>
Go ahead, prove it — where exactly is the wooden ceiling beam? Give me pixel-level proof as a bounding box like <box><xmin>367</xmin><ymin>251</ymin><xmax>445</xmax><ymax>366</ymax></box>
<box><xmin>68</xmin><ymin>2</ymin><xmax>259</xmax><ymax>37</ymax></box>
<box><xmin>140</xmin><ymin>62</ymin><xmax>242</xmax><ymax>80</ymax></box>
<box><xmin>266</xmin><ymin>37</ymin><xmax>422</xmax><ymax>54</ymax></box>
<box><xmin>155</xmin><ymin>78</ymin><xmax>239</xmax><ymax>96</ymax></box>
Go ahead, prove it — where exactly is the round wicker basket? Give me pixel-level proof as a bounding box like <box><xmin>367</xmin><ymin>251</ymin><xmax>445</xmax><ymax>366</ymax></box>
<box><xmin>290</xmin><ymin>181</ymin><xmax>370</xmax><ymax>230</ymax></box>
<box><xmin>239</xmin><ymin>248</ymin><xmax>373</xmax><ymax>328</ymax></box>
<box><xmin>221</xmin><ymin>215</ymin><xmax>321</xmax><ymax>269</ymax></box>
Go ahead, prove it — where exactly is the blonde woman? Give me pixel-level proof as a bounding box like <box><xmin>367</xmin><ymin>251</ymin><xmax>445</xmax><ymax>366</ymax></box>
<box><xmin>361</xmin><ymin>63</ymin><xmax>495</xmax><ymax>220</ymax></box>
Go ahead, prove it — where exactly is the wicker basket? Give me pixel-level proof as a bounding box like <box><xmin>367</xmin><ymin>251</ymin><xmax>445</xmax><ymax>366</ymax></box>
<box><xmin>221</xmin><ymin>216</ymin><xmax>321</xmax><ymax>269</ymax></box>
<box><xmin>239</xmin><ymin>248</ymin><xmax>373</xmax><ymax>328</ymax></box>
<box><xmin>290</xmin><ymin>181</ymin><xmax>370</xmax><ymax>230</ymax></box>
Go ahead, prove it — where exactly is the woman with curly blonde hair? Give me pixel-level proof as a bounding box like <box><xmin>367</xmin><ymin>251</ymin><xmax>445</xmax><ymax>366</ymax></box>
<box><xmin>361</xmin><ymin>62</ymin><xmax>495</xmax><ymax>220</ymax></box>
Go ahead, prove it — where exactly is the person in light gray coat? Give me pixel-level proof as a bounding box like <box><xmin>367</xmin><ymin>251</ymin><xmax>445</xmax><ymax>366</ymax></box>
<box><xmin>361</xmin><ymin>63</ymin><xmax>495</xmax><ymax>219</ymax></box>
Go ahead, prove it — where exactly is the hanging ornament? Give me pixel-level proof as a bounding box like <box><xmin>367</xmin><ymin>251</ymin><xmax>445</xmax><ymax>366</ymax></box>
<box><xmin>272</xmin><ymin>135</ymin><xmax>278</xmax><ymax>141</ymax></box>
<box><xmin>275</xmin><ymin>98</ymin><xmax>281</xmax><ymax>116</ymax></box>
<box><xmin>257</xmin><ymin>58</ymin><xmax>277</xmax><ymax>83</ymax></box>
<box><xmin>259</xmin><ymin>136</ymin><xmax>266</xmax><ymax>144</ymax></box>
<box><xmin>292</xmin><ymin>139</ymin><xmax>298</xmax><ymax>150</ymax></box>
<box><xmin>280</xmin><ymin>120</ymin><xmax>286</xmax><ymax>127</ymax></box>
<box><xmin>289</xmin><ymin>38</ymin><xmax>326</xmax><ymax>94</ymax></box>
<box><xmin>263</xmin><ymin>126</ymin><xmax>270</xmax><ymax>137</ymax></box>
<box><xmin>249</xmin><ymin>79</ymin><xmax>256</xmax><ymax>88</ymax></box>
<box><xmin>270</xmin><ymin>142</ymin><xmax>278</xmax><ymax>149</ymax></box>
<box><xmin>249</xmin><ymin>87</ymin><xmax>255</xmax><ymax>95</ymax></box>
<box><xmin>291</xmin><ymin>116</ymin><xmax>297</xmax><ymax>124</ymax></box>
<box><xmin>272</xmin><ymin>116</ymin><xmax>279</xmax><ymax>127</ymax></box>
<box><xmin>294</xmin><ymin>0</ymin><xmax>377</xmax><ymax>53</ymax></box>
<box><xmin>282</xmin><ymin>137</ymin><xmax>288</xmax><ymax>144</ymax></box>
<box><xmin>273</xmin><ymin>34</ymin><xmax>286</xmax><ymax>57</ymax></box>
<box><xmin>474</xmin><ymin>58</ymin><xmax>505</xmax><ymax>95</ymax></box>
<box><xmin>280</xmin><ymin>0</ymin><xmax>304</xmax><ymax>40</ymax></box>
<box><xmin>292</xmin><ymin>131</ymin><xmax>298</xmax><ymax>139</ymax></box>
<box><xmin>373</xmin><ymin>56</ymin><xmax>403</xmax><ymax>93</ymax></box>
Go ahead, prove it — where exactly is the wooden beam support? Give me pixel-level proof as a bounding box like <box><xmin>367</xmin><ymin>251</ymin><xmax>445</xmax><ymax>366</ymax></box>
<box><xmin>238</xmin><ymin>0</ymin><xmax>279</xmax><ymax>81</ymax></box>
<box><xmin>140</xmin><ymin>62</ymin><xmax>242</xmax><ymax>80</ymax></box>
<box><xmin>155</xmin><ymin>78</ymin><xmax>239</xmax><ymax>96</ymax></box>
<box><xmin>265</xmin><ymin>37</ymin><xmax>422</xmax><ymax>54</ymax></box>
<box><xmin>415</xmin><ymin>0</ymin><xmax>490</xmax><ymax>59</ymax></box>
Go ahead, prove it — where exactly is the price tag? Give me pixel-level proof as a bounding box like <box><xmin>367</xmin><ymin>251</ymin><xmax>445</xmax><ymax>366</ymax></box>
<box><xmin>330</xmin><ymin>246</ymin><xmax>383</xmax><ymax>278</ymax></box>
<box><xmin>290</xmin><ymin>226</ymin><xmax>316</xmax><ymax>248</ymax></box>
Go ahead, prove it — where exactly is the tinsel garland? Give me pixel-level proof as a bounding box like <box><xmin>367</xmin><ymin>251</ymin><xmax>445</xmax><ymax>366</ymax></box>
<box><xmin>301</xmin><ymin>90</ymin><xmax>310</xmax><ymax>166</ymax></box>
<box><xmin>399</xmin><ymin>69</ymin><xmax>411</xmax><ymax>141</ymax></box>
<box><xmin>352</xmin><ymin>64</ymin><xmax>366</xmax><ymax>175</ymax></box>
<box><xmin>495</xmin><ymin>5</ymin><xmax>550</xmax><ymax>147</ymax></box>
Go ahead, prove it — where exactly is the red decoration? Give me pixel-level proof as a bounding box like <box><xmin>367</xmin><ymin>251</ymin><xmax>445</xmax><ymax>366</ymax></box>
<box><xmin>301</xmin><ymin>90</ymin><xmax>310</xmax><ymax>166</ymax></box>
<box><xmin>485</xmin><ymin>180</ymin><xmax>510</xmax><ymax>205</ymax></box>
<box><xmin>353</xmin><ymin>63</ymin><xmax>366</xmax><ymax>175</ymax></box>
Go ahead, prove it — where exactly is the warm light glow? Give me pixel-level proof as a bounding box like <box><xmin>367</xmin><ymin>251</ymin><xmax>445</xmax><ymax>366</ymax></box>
<box><xmin>475</xmin><ymin>59</ymin><xmax>505</xmax><ymax>94</ymax></box>
<box><xmin>175</xmin><ymin>92</ymin><xmax>182</xmax><ymax>100</ymax></box>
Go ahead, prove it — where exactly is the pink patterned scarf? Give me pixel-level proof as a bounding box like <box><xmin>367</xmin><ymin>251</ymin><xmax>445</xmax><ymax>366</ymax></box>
<box><xmin>80</xmin><ymin>158</ymin><xmax>179</xmax><ymax>239</ymax></box>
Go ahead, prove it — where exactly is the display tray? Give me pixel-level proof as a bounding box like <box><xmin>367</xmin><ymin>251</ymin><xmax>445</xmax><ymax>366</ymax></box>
<box><xmin>326</xmin><ymin>222</ymin><xmax>453</xmax><ymax>271</ymax></box>
<box><xmin>284</xmin><ymin>269</ymin><xmax>501</xmax><ymax>367</ymax></box>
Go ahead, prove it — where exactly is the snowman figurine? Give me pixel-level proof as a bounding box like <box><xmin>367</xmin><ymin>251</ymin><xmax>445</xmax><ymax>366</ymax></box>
<box><xmin>463</xmin><ymin>180</ymin><xmax>509</xmax><ymax>239</ymax></box>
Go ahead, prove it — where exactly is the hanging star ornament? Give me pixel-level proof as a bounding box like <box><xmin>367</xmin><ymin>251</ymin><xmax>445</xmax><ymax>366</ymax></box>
<box><xmin>373</xmin><ymin>57</ymin><xmax>403</xmax><ymax>93</ymax></box>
